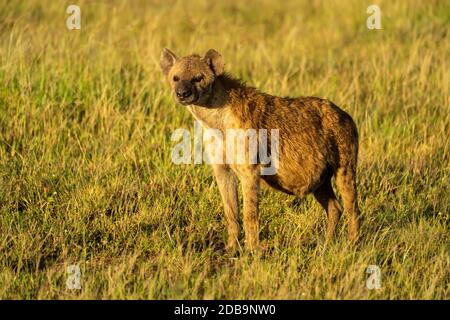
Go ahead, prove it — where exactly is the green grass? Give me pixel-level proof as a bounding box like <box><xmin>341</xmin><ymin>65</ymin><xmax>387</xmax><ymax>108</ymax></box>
<box><xmin>0</xmin><ymin>0</ymin><xmax>449</xmax><ymax>299</ymax></box>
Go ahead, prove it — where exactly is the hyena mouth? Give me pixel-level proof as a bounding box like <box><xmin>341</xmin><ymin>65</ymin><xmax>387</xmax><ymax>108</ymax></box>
<box><xmin>178</xmin><ymin>92</ymin><xmax>199</xmax><ymax>105</ymax></box>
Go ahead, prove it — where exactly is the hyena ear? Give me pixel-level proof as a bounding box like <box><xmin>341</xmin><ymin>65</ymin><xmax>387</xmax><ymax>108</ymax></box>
<box><xmin>160</xmin><ymin>48</ymin><xmax>178</xmax><ymax>76</ymax></box>
<box><xmin>204</xmin><ymin>49</ymin><xmax>224</xmax><ymax>76</ymax></box>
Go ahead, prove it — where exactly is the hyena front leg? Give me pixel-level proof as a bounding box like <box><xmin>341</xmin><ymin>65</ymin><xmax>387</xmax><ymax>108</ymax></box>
<box><xmin>212</xmin><ymin>164</ymin><xmax>240</xmax><ymax>254</ymax></box>
<box><xmin>235</xmin><ymin>165</ymin><xmax>260</xmax><ymax>251</ymax></box>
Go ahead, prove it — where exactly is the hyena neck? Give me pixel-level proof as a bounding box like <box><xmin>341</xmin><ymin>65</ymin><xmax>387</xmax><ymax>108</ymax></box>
<box><xmin>217</xmin><ymin>73</ymin><xmax>246</xmax><ymax>92</ymax></box>
<box><xmin>196</xmin><ymin>73</ymin><xmax>246</xmax><ymax>108</ymax></box>
<box><xmin>188</xmin><ymin>73</ymin><xmax>259</xmax><ymax>129</ymax></box>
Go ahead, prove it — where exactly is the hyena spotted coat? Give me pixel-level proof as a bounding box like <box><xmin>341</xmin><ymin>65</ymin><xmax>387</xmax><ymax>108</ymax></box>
<box><xmin>160</xmin><ymin>48</ymin><xmax>360</xmax><ymax>253</ymax></box>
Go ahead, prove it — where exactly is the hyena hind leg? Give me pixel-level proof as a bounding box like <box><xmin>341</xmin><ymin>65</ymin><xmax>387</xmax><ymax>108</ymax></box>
<box><xmin>335</xmin><ymin>166</ymin><xmax>361</xmax><ymax>242</ymax></box>
<box><xmin>313</xmin><ymin>177</ymin><xmax>343</xmax><ymax>242</ymax></box>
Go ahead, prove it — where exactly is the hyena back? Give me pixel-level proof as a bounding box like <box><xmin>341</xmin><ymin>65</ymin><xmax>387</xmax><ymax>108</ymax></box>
<box><xmin>160</xmin><ymin>48</ymin><xmax>360</xmax><ymax>252</ymax></box>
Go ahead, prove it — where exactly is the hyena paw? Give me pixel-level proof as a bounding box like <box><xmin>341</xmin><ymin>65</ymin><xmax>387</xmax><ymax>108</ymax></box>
<box><xmin>245</xmin><ymin>240</ymin><xmax>268</xmax><ymax>254</ymax></box>
<box><xmin>225</xmin><ymin>242</ymin><xmax>239</xmax><ymax>256</ymax></box>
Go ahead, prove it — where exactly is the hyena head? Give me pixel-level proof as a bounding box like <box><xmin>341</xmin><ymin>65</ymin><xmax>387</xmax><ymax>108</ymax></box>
<box><xmin>160</xmin><ymin>48</ymin><xmax>224</xmax><ymax>106</ymax></box>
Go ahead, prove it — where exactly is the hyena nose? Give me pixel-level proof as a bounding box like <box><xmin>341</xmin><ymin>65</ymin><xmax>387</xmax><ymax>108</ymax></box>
<box><xmin>176</xmin><ymin>86</ymin><xmax>192</xmax><ymax>99</ymax></box>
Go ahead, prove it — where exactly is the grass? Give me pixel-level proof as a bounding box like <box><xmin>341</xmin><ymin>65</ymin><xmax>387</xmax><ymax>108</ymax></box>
<box><xmin>0</xmin><ymin>0</ymin><xmax>449</xmax><ymax>299</ymax></box>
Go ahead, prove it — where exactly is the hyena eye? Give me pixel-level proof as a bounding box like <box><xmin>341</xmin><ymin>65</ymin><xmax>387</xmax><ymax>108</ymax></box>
<box><xmin>192</xmin><ymin>75</ymin><xmax>204</xmax><ymax>83</ymax></box>
<box><xmin>173</xmin><ymin>75</ymin><xmax>180</xmax><ymax>82</ymax></box>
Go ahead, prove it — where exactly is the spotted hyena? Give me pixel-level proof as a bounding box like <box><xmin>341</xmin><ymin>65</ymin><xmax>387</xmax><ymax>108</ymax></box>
<box><xmin>160</xmin><ymin>48</ymin><xmax>361</xmax><ymax>253</ymax></box>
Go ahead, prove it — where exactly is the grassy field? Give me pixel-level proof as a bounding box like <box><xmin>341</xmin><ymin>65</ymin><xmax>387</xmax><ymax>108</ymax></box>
<box><xmin>0</xmin><ymin>0</ymin><xmax>449</xmax><ymax>299</ymax></box>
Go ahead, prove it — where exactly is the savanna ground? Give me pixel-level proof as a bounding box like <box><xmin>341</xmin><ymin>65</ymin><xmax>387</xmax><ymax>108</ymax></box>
<box><xmin>0</xmin><ymin>0</ymin><xmax>449</xmax><ymax>299</ymax></box>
